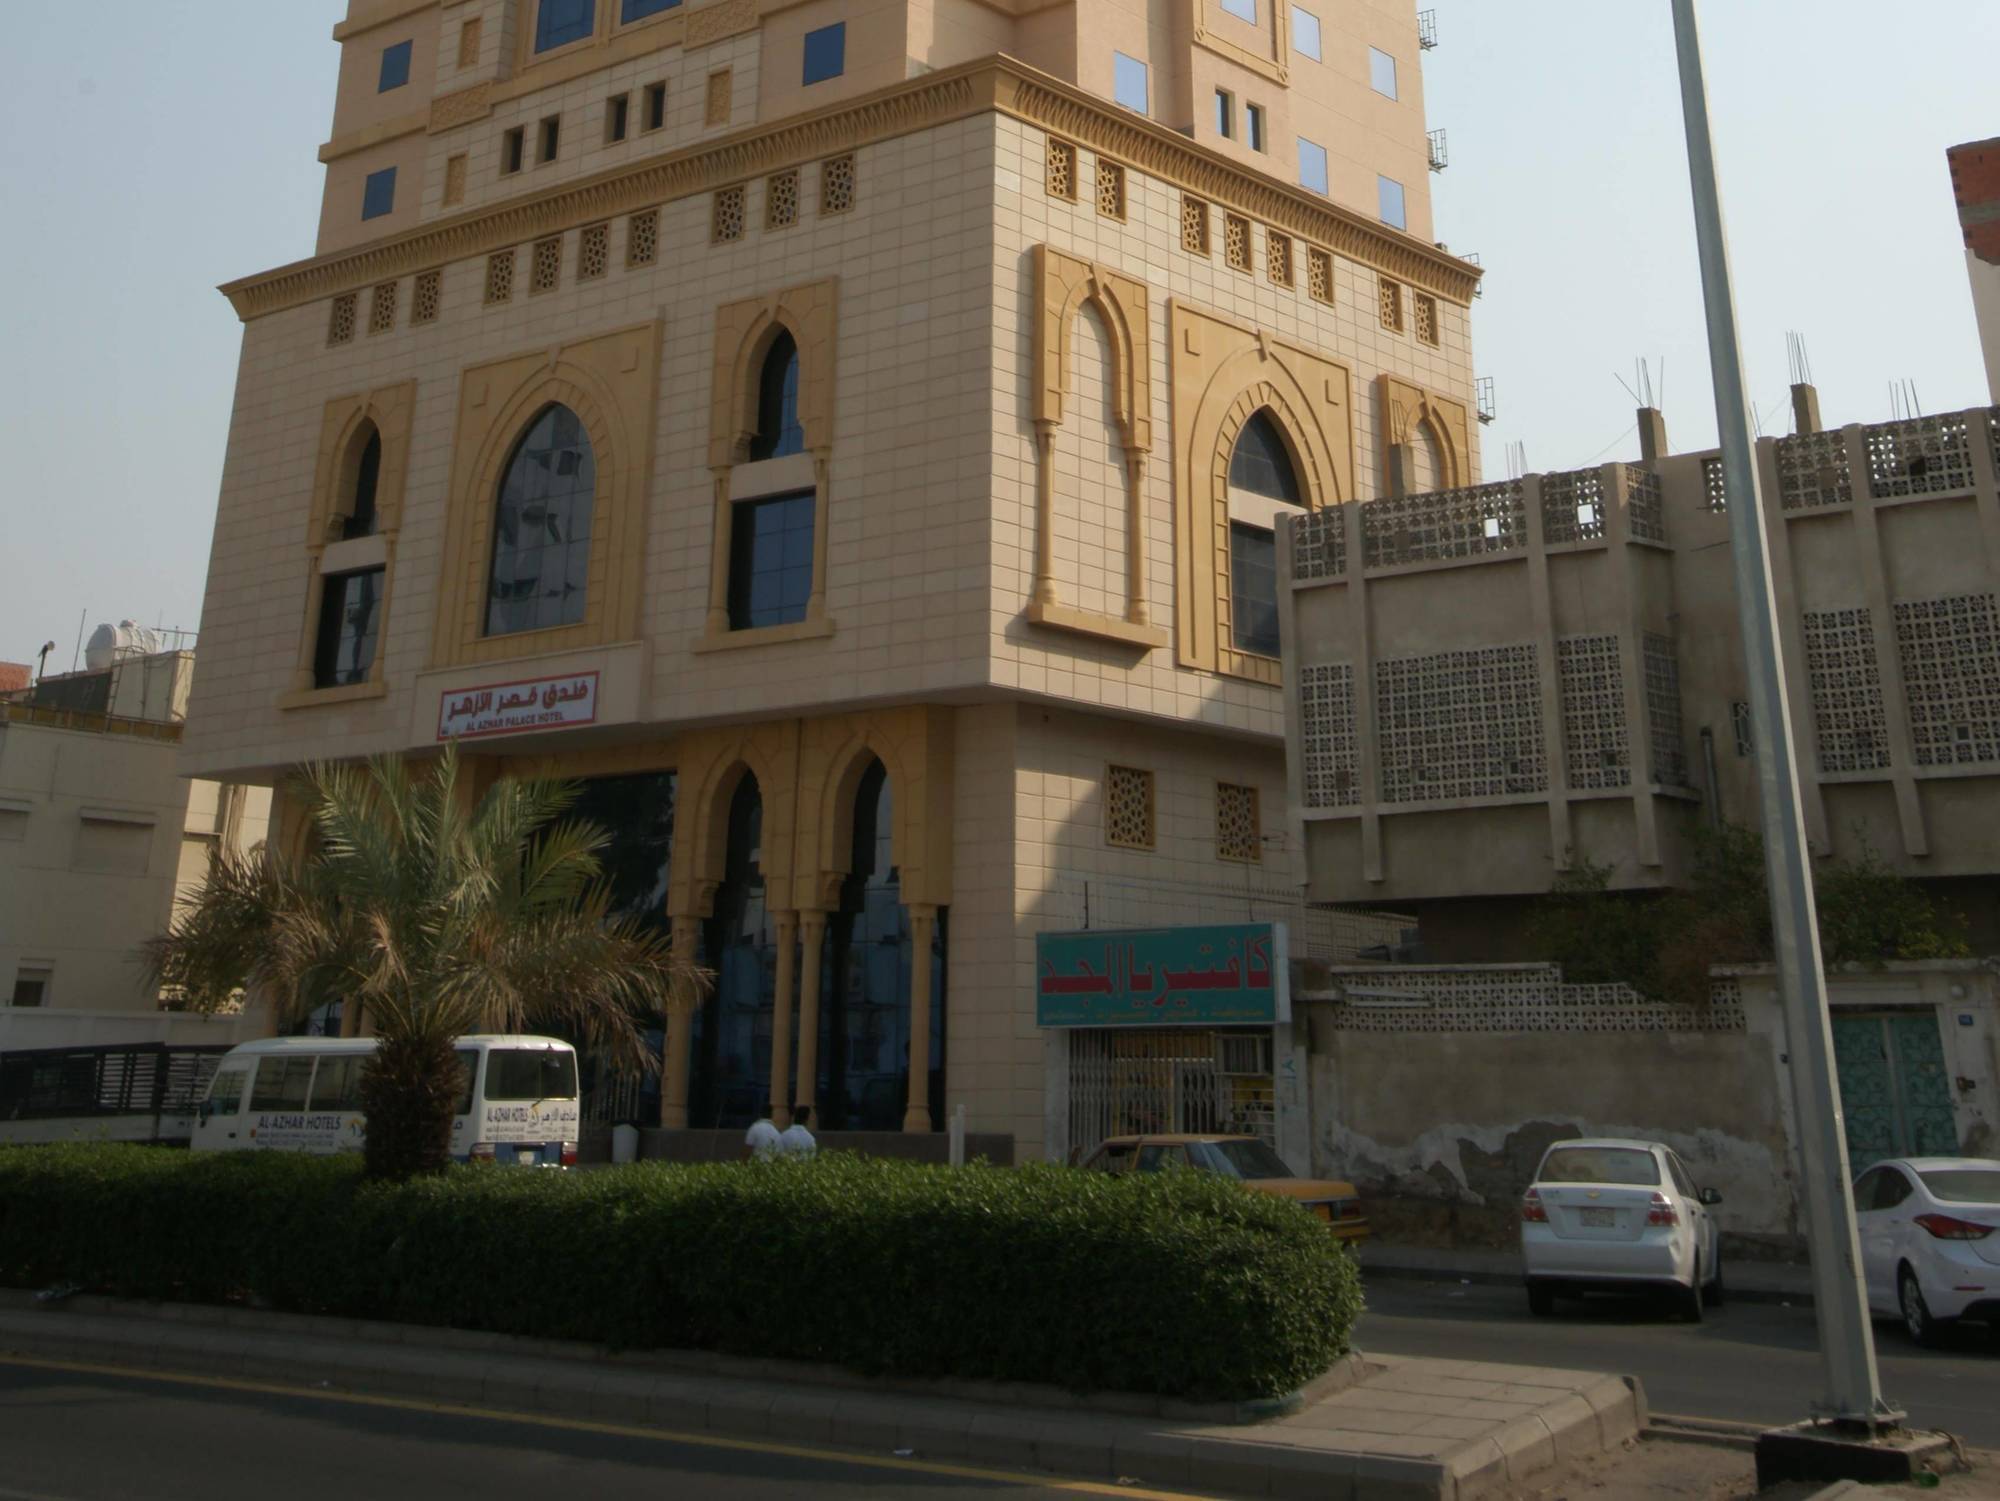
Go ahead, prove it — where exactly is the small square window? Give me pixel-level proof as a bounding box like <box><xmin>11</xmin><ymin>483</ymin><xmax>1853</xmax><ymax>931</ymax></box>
<box><xmin>378</xmin><ymin>40</ymin><xmax>413</xmax><ymax>92</ymax></box>
<box><xmin>621</xmin><ymin>0</ymin><xmax>680</xmax><ymax>18</ymax></box>
<box><xmin>1297</xmin><ymin>138</ymin><xmax>1328</xmax><ymax>195</ymax></box>
<box><xmin>1246</xmin><ymin>102</ymin><xmax>1265</xmax><ymax>152</ymax></box>
<box><xmin>643</xmin><ymin>81</ymin><xmax>667</xmax><ymax>130</ymax></box>
<box><xmin>1214</xmin><ymin>89</ymin><xmax>1233</xmax><ymax>139</ymax></box>
<box><xmin>730</xmin><ymin>492</ymin><xmax>816</xmax><ymax>630</ymax></box>
<box><xmin>1113</xmin><ymin>52</ymin><xmax>1148</xmax><ymax>114</ymax></box>
<box><xmin>1220</xmin><ymin>0</ymin><xmax>1256</xmax><ymax>21</ymax></box>
<box><xmin>10</xmin><ymin>968</ymin><xmax>51</xmax><ymax>1008</ymax></box>
<box><xmin>606</xmin><ymin>94</ymin><xmax>629</xmax><ymax>143</ymax></box>
<box><xmin>1290</xmin><ymin>5</ymin><xmax>1321</xmax><ymax>60</ymax></box>
<box><xmin>539</xmin><ymin>115</ymin><xmax>561</xmax><ymax>164</ymax></box>
<box><xmin>361</xmin><ymin>166</ymin><xmax>397</xmax><ymax>221</ymax></box>
<box><xmin>502</xmin><ymin>126</ymin><xmax>526</xmax><ymax>175</ymax></box>
<box><xmin>1369</xmin><ymin>46</ymin><xmax>1398</xmax><ymax>99</ymax></box>
<box><xmin>803</xmin><ymin>23</ymin><xmax>845</xmax><ymax>85</ymax></box>
<box><xmin>1378</xmin><ymin>174</ymin><xmax>1407</xmax><ymax>229</ymax></box>
<box><xmin>535</xmin><ymin>0</ymin><xmax>595</xmax><ymax>53</ymax></box>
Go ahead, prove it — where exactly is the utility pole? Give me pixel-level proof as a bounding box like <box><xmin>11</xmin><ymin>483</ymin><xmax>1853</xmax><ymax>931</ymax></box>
<box><xmin>1668</xmin><ymin>0</ymin><xmax>1897</xmax><ymax>1429</ymax></box>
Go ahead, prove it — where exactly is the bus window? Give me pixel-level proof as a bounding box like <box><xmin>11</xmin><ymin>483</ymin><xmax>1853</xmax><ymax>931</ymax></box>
<box><xmin>249</xmin><ymin>1057</ymin><xmax>315</xmax><ymax>1112</ymax></box>
<box><xmin>453</xmin><ymin>1050</ymin><xmax>479</xmax><ymax>1115</ymax></box>
<box><xmin>205</xmin><ymin>1068</ymin><xmax>248</xmax><ymax>1119</ymax></box>
<box><xmin>484</xmin><ymin>1049</ymin><xmax>579</xmax><ymax>1101</ymax></box>
<box><xmin>309</xmin><ymin>1055</ymin><xmax>365</xmax><ymax>1112</ymax></box>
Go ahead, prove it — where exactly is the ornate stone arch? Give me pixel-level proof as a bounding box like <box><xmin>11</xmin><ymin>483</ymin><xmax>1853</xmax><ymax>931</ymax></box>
<box><xmin>307</xmin><ymin>382</ymin><xmax>415</xmax><ymax>545</ymax></box>
<box><xmin>433</xmin><ymin>321</ymin><xmax>660</xmax><ymax>667</ymax></box>
<box><xmin>1379</xmin><ymin>374</ymin><xmax>1471</xmax><ymax>495</ymax></box>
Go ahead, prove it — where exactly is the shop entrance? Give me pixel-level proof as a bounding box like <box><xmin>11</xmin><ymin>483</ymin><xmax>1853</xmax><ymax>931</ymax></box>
<box><xmin>1065</xmin><ymin>1027</ymin><xmax>1275</xmax><ymax>1163</ymax></box>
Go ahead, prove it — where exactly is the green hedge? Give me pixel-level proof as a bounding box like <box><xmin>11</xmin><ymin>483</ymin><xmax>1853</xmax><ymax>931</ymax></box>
<box><xmin>0</xmin><ymin>1146</ymin><xmax>1360</xmax><ymax>1401</ymax></box>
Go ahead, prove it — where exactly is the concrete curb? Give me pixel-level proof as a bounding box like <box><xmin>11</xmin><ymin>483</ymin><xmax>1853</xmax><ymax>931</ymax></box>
<box><xmin>0</xmin><ymin>1298</ymin><xmax>1645</xmax><ymax>1500</ymax></box>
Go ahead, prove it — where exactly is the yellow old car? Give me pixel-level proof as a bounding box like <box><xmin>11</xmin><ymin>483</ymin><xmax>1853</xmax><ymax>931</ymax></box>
<box><xmin>1078</xmin><ymin>1133</ymin><xmax>1369</xmax><ymax>1242</ymax></box>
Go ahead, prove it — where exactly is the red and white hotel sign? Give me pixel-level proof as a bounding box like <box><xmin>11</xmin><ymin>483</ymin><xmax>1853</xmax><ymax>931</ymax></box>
<box><xmin>436</xmin><ymin>671</ymin><xmax>599</xmax><ymax>741</ymax></box>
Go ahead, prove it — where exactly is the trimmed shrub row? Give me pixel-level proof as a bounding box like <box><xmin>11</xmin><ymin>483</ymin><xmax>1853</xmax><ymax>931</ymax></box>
<box><xmin>0</xmin><ymin>1146</ymin><xmax>1361</xmax><ymax>1401</ymax></box>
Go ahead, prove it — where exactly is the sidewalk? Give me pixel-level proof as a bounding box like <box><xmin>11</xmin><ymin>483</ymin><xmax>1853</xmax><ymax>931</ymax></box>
<box><xmin>0</xmin><ymin>1292</ymin><xmax>1644</xmax><ymax>1500</ymax></box>
<box><xmin>1356</xmin><ymin>1244</ymin><xmax>1817</xmax><ymax>1306</ymax></box>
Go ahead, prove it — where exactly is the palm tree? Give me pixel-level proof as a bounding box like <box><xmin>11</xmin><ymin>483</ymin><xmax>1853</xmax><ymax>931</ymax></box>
<box><xmin>146</xmin><ymin>746</ymin><xmax>706</xmax><ymax>1179</ymax></box>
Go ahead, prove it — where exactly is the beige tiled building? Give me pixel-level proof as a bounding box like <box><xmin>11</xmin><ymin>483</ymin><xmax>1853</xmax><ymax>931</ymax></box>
<box><xmin>188</xmin><ymin>0</ymin><xmax>1480</xmax><ymax>1161</ymax></box>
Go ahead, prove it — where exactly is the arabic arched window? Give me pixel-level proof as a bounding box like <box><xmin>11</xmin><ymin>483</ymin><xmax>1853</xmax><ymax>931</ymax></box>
<box><xmin>486</xmin><ymin>403</ymin><xmax>595</xmax><ymax>637</ymax></box>
<box><xmin>344</xmin><ymin>425</ymin><xmax>381</xmax><ymax>539</ymax></box>
<box><xmin>749</xmin><ymin>330</ymin><xmax>803</xmax><ymax>461</ymax></box>
<box><xmin>1229</xmin><ymin>410</ymin><xmax>1304</xmax><ymax>505</ymax></box>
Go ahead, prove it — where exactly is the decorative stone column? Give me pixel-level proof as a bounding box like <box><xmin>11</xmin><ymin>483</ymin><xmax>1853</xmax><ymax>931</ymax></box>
<box><xmin>661</xmin><ymin>914</ymin><xmax>702</xmax><ymax>1129</ymax></box>
<box><xmin>766</xmin><ymin>910</ymin><xmax>798</xmax><ymax>1126</ymax></box>
<box><xmin>792</xmin><ymin>910</ymin><xmax>828</xmax><ymax>1116</ymax></box>
<box><xmin>902</xmin><ymin>902</ymin><xmax>938</xmax><ymax>1133</ymax></box>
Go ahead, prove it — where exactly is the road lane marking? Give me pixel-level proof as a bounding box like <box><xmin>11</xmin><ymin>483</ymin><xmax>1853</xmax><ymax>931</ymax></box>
<box><xmin>0</xmin><ymin>1355</ymin><xmax>1207</xmax><ymax>1499</ymax></box>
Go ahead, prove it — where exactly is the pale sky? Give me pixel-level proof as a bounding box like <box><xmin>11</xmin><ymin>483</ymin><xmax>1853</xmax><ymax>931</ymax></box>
<box><xmin>1</xmin><ymin>1</ymin><xmax>1994</xmax><ymax>668</ymax></box>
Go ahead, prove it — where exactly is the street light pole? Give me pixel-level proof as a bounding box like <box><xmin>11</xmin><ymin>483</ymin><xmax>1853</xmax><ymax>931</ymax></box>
<box><xmin>1668</xmin><ymin>0</ymin><xmax>1898</xmax><ymax>1429</ymax></box>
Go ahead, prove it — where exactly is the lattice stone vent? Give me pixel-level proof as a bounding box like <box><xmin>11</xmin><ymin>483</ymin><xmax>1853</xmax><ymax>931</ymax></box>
<box><xmin>1322</xmin><ymin>966</ymin><xmax>1747</xmax><ymax>1034</ymax></box>
<box><xmin>627</xmin><ymin>209</ymin><xmax>659</xmax><ymax>268</ymax></box>
<box><xmin>1181</xmin><ymin>195</ymin><xmax>1209</xmax><ymax>255</ymax></box>
<box><xmin>766</xmin><ymin>169</ymin><xmax>799</xmax><ymax>228</ymax></box>
<box><xmin>531</xmin><ymin>236</ymin><xmax>562</xmax><ymax>293</ymax></box>
<box><xmin>368</xmin><ymin>280</ymin><xmax>397</xmax><ymax>335</ymax></box>
<box><xmin>443</xmin><ymin>153</ymin><xmax>468</xmax><ymax>207</ymax></box>
<box><xmin>1267</xmin><ymin>232</ymin><xmax>1293</xmax><ymax>287</ymax></box>
<box><xmin>1731</xmin><ymin>700</ymin><xmax>1754</xmax><ymax>757</ymax></box>
<box><xmin>412</xmin><ymin>269</ymin><xmax>441</xmax><ymax>325</ymax></box>
<box><xmin>1361</xmin><ymin>480</ymin><xmax>1525</xmax><ymax>568</ymax></box>
<box><xmin>457</xmin><ymin>16</ymin><xmax>482</xmax><ymax>69</ymax></box>
<box><xmin>578</xmin><ymin>223</ymin><xmax>609</xmax><ymax>281</ymax></box>
<box><xmin>1216</xmin><ymin>783</ymin><xmax>1261</xmax><ymax>862</ymax></box>
<box><xmin>712</xmin><ymin>185</ymin><xmax>745</xmax><ymax>243</ymax></box>
<box><xmin>1224</xmin><ymin>214</ymin><xmax>1251</xmax><ymax>272</ymax></box>
<box><xmin>1775</xmin><ymin>430</ymin><xmax>1852</xmax><ymax>510</ymax></box>
<box><xmin>1046</xmin><ymin>138</ymin><xmax>1076</xmax><ymax>199</ymax></box>
<box><xmin>1378</xmin><ymin>277</ymin><xmax>1404</xmax><ymax>332</ymax></box>
<box><xmin>821</xmin><ymin>153</ymin><xmax>855</xmax><ymax>214</ymax></box>
<box><xmin>1557</xmin><ymin>635</ymin><xmax>1629</xmax><ymax>790</ymax></box>
<box><xmin>1703</xmin><ymin>455</ymin><xmax>1728</xmax><ymax>512</ymax></box>
<box><xmin>1802</xmin><ymin>607</ymin><xmax>1891</xmax><ymax>772</ymax></box>
<box><xmin>1865</xmin><ymin>414</ymin><xmax>1977</xmax><ymax>500</ymax></box>
<box><xmin>705</xmin><ymin>70</ymin><xmax>732</xmax><ymax>126</ymax></box>
<box><xmin>1307</xmin><ymin>247</ymin><xmax>1332</xmax><ymax>305</ymax></box>
<box><xmin>1105</xmin><ymin>765</ymin><xmax>1156</xmax><ymax>850</ymax></box>
<box><xmin>1894</xmin><ymin>592</ymin><xmax>2000</xmax><ymax>766</ymax></box>
<box><xmin>1541</xmin><ymin>468</ymin><xmax>1606</xmax><ymax>544</ymax></box>
<box><xmin>1414</xmin><ymin>293</ymin><xmax>1438</xmax><ymax>346</ymax></box>
<box><xmin>1376</xmin><ymin>644</ymin><xmax>1546</xmax><ymax>804</ymax></box>
<box><xmin>1644</xmin><ymin>632</ymin><xmax>1691</xmax><ymax>787</ymax></box>
<box><xmin>1627</xmin><ymin>467</ymin><xmax>1667</xmax><ymax>543</ymax></box>
<box><xmin>1097</xmin><ymin>159</ymin><xmax>1125</xmax><ymax>219</ymax></box>
<box><xmin>1291</xmin><ymin>506</ymin><xmax>1346</xmax><ymax>581</ymax></box>
<box><xmin>484</xmin><ymin>250</ymin><xmax>515</xmax><ymax>305</ymax></box>
<box><xmin>327</xmin><ymin>293</ymin><xmax>357</xmax><ymax>345</ymax></box>
<box><xmin>1299</xmin><ymin>663</ymin><xmax>1359</xmax><ymax>808</ymax></box>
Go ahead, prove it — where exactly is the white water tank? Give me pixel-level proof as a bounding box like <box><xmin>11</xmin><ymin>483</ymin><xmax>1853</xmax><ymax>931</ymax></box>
<box><xmin>83</xmin><ymin>620</ymin><xmax>164</xmax><ymax>671</ymax></box>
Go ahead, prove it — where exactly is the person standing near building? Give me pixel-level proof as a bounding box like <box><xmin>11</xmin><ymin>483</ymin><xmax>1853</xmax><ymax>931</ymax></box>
<box><xmin>744</xmin><ymin>1107</ymin><xmax>783</xmax><ymax>1160</ymax></box>
<box><xmin>780</xmin><ymin>1103</ymin><xmax>817</xmax><ymax>1158</ymax></box>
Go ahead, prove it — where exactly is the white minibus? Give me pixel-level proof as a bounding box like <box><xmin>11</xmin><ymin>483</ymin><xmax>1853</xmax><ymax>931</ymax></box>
<box><xmin>190</xmin><ymin>1035</ymin><xmax>581</xmax><ymax>1167</ymax></box>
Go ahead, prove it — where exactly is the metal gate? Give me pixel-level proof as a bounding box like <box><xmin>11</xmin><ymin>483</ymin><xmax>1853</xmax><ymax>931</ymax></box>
<box><xmin>1065</xmin><ymin>1028</ymin><xmax>1275</xmax><ymax>1162</ymax></box>
<box><xmin>1832</xmin><ymin>1010</ymin><xmax>1960</xmax><ymax>1174</ymax></box>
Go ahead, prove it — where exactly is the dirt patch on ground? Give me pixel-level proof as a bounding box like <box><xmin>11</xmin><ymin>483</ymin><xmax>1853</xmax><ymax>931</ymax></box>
<box><xmin>1501</xmin><ymin>1438</ymin><xmax>1999</xmax><ymax>1501</ymax></box>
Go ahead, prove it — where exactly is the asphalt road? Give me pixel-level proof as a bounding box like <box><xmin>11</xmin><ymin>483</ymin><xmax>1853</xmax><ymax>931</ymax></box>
<box><xmin>0</xmin><ymin>1360</ymin><xmax>1203</xmax><ymax>1501</ymax></box>
<box><xmin>1357</xmin><ymin>1275</ymin><xmax>2000</xmax><ymax>1448</ymax></box>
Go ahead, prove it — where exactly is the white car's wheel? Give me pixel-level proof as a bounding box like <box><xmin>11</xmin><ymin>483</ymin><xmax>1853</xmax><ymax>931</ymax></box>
<box><xmin>1899</xmin><ymin>1265</ymin><xmax>1946</xmax><ymax>1348</ymax></box>
<box><xmin>1677</xmin><ymin>1256</ymin><xmax>1704</xmax><ymax>1323</ymax></box>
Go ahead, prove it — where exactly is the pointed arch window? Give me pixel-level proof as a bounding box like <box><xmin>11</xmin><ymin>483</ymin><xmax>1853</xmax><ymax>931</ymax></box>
<box><xmin>343</xmin><ymin>428</ymin><xmax>382</xmax><ymax>539</ymax></box>
<box><xmin>485</xmin><ymin>403</ymin><xmax>595</xmax><ymax>637</ymax></box>
<box><xmin>1226</xmin><ymin>410</ymin><xmax>1306</xmax><ymax>659</ymax></box>
<box><xmin>749</xmin><ymin>331</ymin><xmax>803</xmax><ymax>461</ymax></box>
<box><xmin>1230</xmin><ymin>411</ymin><xmax>1304</xmax><ymax>503</ymax></box>
<box><xmin>313</xmin><ymin>422</ymin><xmax>388</xmax><ymax>688</ymax></box>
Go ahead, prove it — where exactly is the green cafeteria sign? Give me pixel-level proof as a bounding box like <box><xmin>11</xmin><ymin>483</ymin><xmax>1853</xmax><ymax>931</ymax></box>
<box><xmin>1035</xmin><ymin>923</ymin><xmax>1290</xmax><ymax>1027</ymax></box>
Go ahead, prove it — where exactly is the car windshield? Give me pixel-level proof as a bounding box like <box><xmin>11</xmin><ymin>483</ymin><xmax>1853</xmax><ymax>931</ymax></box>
<box><xmin>1918</xmin><ymin>1169</ymin><xmax>2000</xmax><ymax>1205</ymax></box>
<box><xmin>1538</xmin><ymin>1147</ymin><xmax>1661</xmax><ymax>1186</ymax></box>
<box><xmin>483</xmin><ymin>1048</ymin><xmax>578</xmax><ymax>1101</ymax></box>
<box><xmin>1197</xmin><ymin>1138</ymin><xmax>1294</xmax><ymax>1179</ymax></box>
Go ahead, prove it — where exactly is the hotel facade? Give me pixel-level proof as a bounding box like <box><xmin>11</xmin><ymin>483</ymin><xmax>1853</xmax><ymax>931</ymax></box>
<box><xmin>187</xmin><ymin>0</ymin><xmax>1480</xmax><ymax>1162</ymax></box>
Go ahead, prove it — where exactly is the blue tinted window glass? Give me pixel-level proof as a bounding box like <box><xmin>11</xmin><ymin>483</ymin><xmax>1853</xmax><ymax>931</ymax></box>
<box><xmin>1290</xmin><ymin>5</ymin><xmax>1320</xmax><ymax>59</ymax></box>
<box><xmin>803</xmin><ymin>23</ymin><xmax>846</xmax><ymax>85</ymax></box>
<box><xmin>1230</xmin><ymin>412</ymin><xmax>1304</xmax><ymax>504</ymax></box>
<box><xmin>1378</xmin><ymin>174</ymin><xmax>1407</xmax><ymax>229</ymax></box>
<box><xmin>535</xmin><ymin>0</ymin><xmax>595</xmax><ymax>52</ymax></box>
<box><xmin>378</xmin><ymin>40</ymin><xmax>413</xmax><ymax>92</ymax></box>
<box><xmin>621</xmin><ymin>0</ymin><xmax>679</xmax><ymax>18</ymax></box>
<box><xmin>361</xmin><ymin>167</ymin><xmax>397</xmax><ymax>221</ymax></box>
<box><xmin>1230</xmin><ymin>524</ymin><xmax>1280</xmax><ymax>658</ymax></box>
<box><xmin>485</xmin><ymin>404</ymin><xmax>596</xmax><ymax>637</ymax></box>
<box><xmin>1297</xmin><ymin>138</ymin><xmax>1328</xmax><ymax>195</ymax></box>
<box><xmin>749</xmin><ymin>334</ymin><xmax>804</xmax><ymax>460</ymax></box>
<box><xmin>1220</xmin><ymin>0</ymin><xmax>1256</xmax><ymax>20</ymax></box>
<box><xmin>313</xmin><ymin>568</ymin><xmax>384</xmax><ymax>688</ymax></box>
<box><xmin>729</xmin><ymin>492</ymin><xmax>816</xmax><ymax>629</ymax></box>
<box><xmin>1113</xmin><ymin>52</ymin><xmax>1148</xmax><ymax>113</ymax></box>
<box><xmin>1369</xmin><ymin>46</ymin><xmax>1398</xmax><ymax>99</ymax></box>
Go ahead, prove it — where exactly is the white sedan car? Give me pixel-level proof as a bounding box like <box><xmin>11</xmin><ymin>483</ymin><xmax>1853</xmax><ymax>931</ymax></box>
<box><xmin>1852</xmin><ymin>1156</ymin><xmax>2000</xmax><ymax>1346</ymax></box>
<box><xmin>1521</xmin><ymin>1138</ymin><xmax>1722</xmax><ymax>1320</ymax></box>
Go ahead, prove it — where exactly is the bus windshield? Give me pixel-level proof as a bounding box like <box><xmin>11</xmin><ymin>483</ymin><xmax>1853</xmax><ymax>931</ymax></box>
<box><xmin>483</xmin><ymin>1048</ymin><xmax>578</xmax><ymax>1102</ymax></box>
